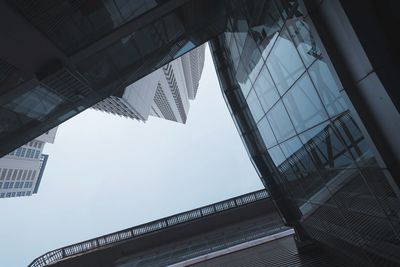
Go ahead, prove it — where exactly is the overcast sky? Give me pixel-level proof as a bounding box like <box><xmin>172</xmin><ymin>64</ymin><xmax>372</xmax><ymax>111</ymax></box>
<box><xmin>0</xmin><ymin>45</ymin><xmax>263</xmax><ymax>267</ymax></box>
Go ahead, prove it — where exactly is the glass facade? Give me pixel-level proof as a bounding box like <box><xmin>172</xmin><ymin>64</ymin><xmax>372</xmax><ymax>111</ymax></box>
<box><xmin>211</xmin><ymin>0</ymin><xmax>400</xmax><ymax>265</ymax></box>
<box><xmin>12</xmin><ymin>0</ymin><xmax>159</xmax><ymax>55</ymax></box>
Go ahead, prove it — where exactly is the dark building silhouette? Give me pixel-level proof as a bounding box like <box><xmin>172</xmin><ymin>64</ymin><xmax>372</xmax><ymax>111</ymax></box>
<box><xmin>2</xmin><ymin>0</ymin><xmax>399</xmax><ymax>266</ymax></box>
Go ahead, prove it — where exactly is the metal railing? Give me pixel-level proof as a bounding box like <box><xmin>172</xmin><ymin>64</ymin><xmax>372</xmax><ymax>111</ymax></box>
<box><xmin>28</xmin><ymin>189</ymin><xmax>268</xmax><ymax>267</ymax></box>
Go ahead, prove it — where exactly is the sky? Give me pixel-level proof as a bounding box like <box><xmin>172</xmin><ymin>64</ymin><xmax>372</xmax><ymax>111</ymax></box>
<box><xmin>0</xmin><ymin>45</ymin><xmax>263</xmax><ymax>267</ymax></box>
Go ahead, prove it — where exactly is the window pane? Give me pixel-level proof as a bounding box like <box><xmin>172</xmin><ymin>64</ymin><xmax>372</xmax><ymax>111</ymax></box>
<box><xmin>308</xmin><ymin>59</ymin><xmax>347</xmax><ymax>118</ymax></box>
<box><xmin>302</xmin><ymin>123</ymin><xmax>356</xmax><ymax>170</ymax></box>
<box><xmin>283</xmin><ymin>73</ymin><xmax>328</xmax><ymax>132</ymax></box>
<box><xmin>257</xmin><ymin>116</ymin><xmax>277</xmax><ymax>148</ymax></box>
<box><xmin>266</xmin><ymin>27</ymin><xmax>305</xmax><ymax>95</ymax></box>
<box><xmin>287</xmin><ymin>18</ymin><xmax>321</xmax><ymax>67</ymax></box>
<box><xmin>253</xmin><ymin>65</ymin><xmax>280</xmax><ymax>112</ymax></box>
<box><xmin>268</xmin><ymin>145</ymin><xmax>286</xmax><ymax>167</ymax></box>
<box><xmin>236</xmin><ymin>62</ymin><xmax>251</xmax><ymax>97</ymax></box>
<box><xmin>279</xmin><ymin>136</ymin><xmax>303</xmax><ymax>160</ymax></box>
<box><xmin>246</xmin><ymin>90</ymin><xmax>264</xmax><ymax>122</ymax></box>
<box><xmin>228</xmin><ymin>37</ymin><xmax>241</xmax><ymax>70</ymax></box>
<box><xmin>4</xmin><ymin>86</ymin><xmax>63</xmax><ymax>121</ymax></box>
<box><xmin>267</xmin><ymin>100</ymin><xmax>296</xmax><ymax>142</ymax></box>
<box><xmin>246</xmin><ymin>0</ymin><xmax>283</xmax><ymax>60</ymax></box>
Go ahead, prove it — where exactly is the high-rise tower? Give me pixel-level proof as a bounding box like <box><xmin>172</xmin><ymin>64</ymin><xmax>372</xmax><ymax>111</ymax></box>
<box><xmin>0</xmin><ymin>127</ymin><xmax>57</xmax><ymax>198</ymax></box>
<box><xmin>92</xmin><ymin>45</ymin><xmax>205</xmax><ymax>123</ymax></box>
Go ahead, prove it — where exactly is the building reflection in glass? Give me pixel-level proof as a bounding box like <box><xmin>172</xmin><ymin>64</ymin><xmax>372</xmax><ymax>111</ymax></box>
<box><xmin>213</xmin><ymin>0</ymin><xmax>400</xmax><ymax>264</ymax></box>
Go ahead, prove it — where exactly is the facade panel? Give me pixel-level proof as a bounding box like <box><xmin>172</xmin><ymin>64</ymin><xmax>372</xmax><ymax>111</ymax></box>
<box><xmin>210</xmin><ymin>0</ymin><xmax>400</xmax><ymax>265</ymax></box>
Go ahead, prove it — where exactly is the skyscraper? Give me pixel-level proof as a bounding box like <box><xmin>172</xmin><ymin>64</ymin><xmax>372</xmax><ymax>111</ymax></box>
<box><xmin>0</xmin><ymin>127</ymin><xmax>57</xmax><ymax>198</ymax></box>
<box><xmin>92</xmin><ymin>45</ymin><xmax>205</xmax><ymax>123</ymax></box>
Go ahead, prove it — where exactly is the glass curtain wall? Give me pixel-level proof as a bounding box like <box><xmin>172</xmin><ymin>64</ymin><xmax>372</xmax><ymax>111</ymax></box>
<box><xmin>211</xmin><ymin>0</ymin><xmax>400</xmax><ymax>265</ymax></box>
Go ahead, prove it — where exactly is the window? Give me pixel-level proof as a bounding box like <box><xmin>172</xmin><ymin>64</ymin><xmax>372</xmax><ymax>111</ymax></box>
<box><xmin>4</xmin><ymin>85</ymin><xmax>63</xmax><ymax>121</ymax></box>
<box><xmin>246</xmin><ymin>89</ymin><xmax>264</xmax><ymax>122</ymax></box>
<box><xmin>6</xmin><ymin>169</ymin><xmax>13</xmax><ymax>180</ymax></box>
<box><xmin>0</xmin><ymin>168</ymin><xmax>5</xmax><ymax>180</ymax></box>
<box><xmin>268</xmin><ymin>146</ymin><xmax>286</xmax><ymax>167</ymax></box>
<box><xmin>4</xmin><ymin>182</ymin><xmax>10</xmax><ymax>189</ymax></box>
<box><xmin>17</xmin><ymin>170</ymin><xmax>23</xmax><ymax>180</ymax></box>
<box><xmin>253</xmin><ymin>65</ymin><xmax>280</xmax><ymax>113</ymax></box>
<box><xmin>0</xmin><ymin>193</ymin><xmax>5</xmax><ymax>198</ymax></box>
<box><xmin>26</xmin><ymin>149</ymin><xmax>33</xmax><ymax>158</ymax></box>
<box><xmin>12</xmin><ymin>169</ymin><xmax>18</xmax><ymax>180</ymax></box>
<box><xmin>266</xmin><ymin>100</ymin><xmax>296</xmax><ymax>142</ymax></box>
<box><xmin>6</xmin><ymin>193</ymin><xmax>11</xmax><ymax>198</ymax></box>
<box><xmin>287</xmin><ymin>19</ymin><xmax>321</xmax><ymax>68</ymax></box>
<box><xmin>257</xmin><ymin>116</ymin><xmax>277</xmax><ymax>148</ymax></box>
<box><xmin>266</xmin><ymin>27</ymin><xmax>305</xmax><ymax>96</ymax></box>
<box><xmin>308</xmin><ymin>60</ymin><xmax>347</xmax><ymax>118</ymax></box>
<box><xmin>282</xmin><ymin>73</ymin><xmax>328</xmax><ymax>132</ymax></box>
<box><xmin>15</xmin><ymin>148</ymin><xmax>22</xmax><ymax>156</ymax></box>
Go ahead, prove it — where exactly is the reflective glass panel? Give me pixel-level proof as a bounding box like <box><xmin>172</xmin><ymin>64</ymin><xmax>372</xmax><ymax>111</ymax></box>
<box><xmin>268</xmin><ymin>145</ymin><xmax>286</xmax><ymax>167</ymax></box>
<box><xmin>4</xmin><ymin>86</ymin><xmax>63</xmax><ymax>121</ymax></box>
<box><xmin>279</xmin><ymin>136</ymin><xmax>303</xmax><ymax>160</ymax></box>
<box><xmin>245</xmin><ymin>0</ymin><xmax>283</xmax><ymax>60</ymax></box>
<box><xmin>299</xmin><ymin>121</ymin><xmax>329</xmax><ymax>144</ymax></box>
<box><xmin>266</xmin><ymin>27</ymin><xmax>305</xmax><ymax>95</ymax></box>
<box><xmin>232</xmin><ymin>20</ymin><xmax>249</xmax><ymax>52</ymax></box>
<box><xmin>228</xmin><ymin>37</ymin><xmax>241</xmax><ymax>71</ymax></box>
<box><xmin>303</xmin><ymin>124</ymin><xmax>355</xmax><ymax>169</ymax></box>
<box><xmin>238</xmin><ymin>78</ymin><xmax>253</xmax><ymax>100</ymax></box>
<box><xmin>253</xmin><ymin>65</ymin><xmax>280</xmax><ymax>112</ymax></box>
<box><xmin>287</xmin><ymin>18</ymin><xmax>321</xmax><ymax>68</ymax></box>
<box><xmin>308</xmin><ymin>59</ymin><xmax>347</xmax><ymax>118</ymax></box>
<box><xmin>333</xmin><ymin>113</ymin><xmax>376</xmax><ymax>166</ymax></box>
<box><xmin>283</xmin><ymin>73</ymin><xmax>328</xmax><ymax>133</ymax></box>
<box><xmin>257</xmin><ymin>116</ymin><xmax>277</xmax><ymax>148</ymax></box>
<box><xmin>266</xmin><ymin>100</ymin><xmax>296</xmax><ymax>142</ymax></box>
<box><xmin>246</xmin><ymin>90</ymin><xmax>264</xmax><ymax>122</ymax></box>
<box><xmin>235</xmin><ymin>27</ymin><xmax>263</xmax><ymax>83</ymax></box>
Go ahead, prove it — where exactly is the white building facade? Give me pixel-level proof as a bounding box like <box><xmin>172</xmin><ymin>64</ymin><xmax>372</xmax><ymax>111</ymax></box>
<box><xmin>92</xmin><ymin>45</ymin><xmax>206</xmax><ymax>123</ymax></box>
<box><xmin>0</xmin><ymin>127</ymin><xmax>57</xmax><ymax>198</ymax></box>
